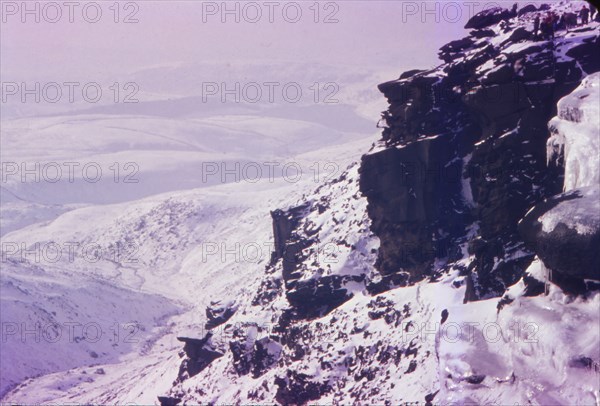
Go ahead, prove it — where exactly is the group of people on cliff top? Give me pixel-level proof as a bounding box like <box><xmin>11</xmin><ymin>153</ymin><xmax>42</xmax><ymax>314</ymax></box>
<box><xmin>532</xmin><ymin>4</ymin><xmax>597</xmax><ymax>40</ymax></box>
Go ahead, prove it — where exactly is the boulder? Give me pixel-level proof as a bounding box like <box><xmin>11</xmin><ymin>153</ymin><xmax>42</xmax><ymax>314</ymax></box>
<box><xmin>229</xmin><ymin>327</ymin><xmax>282</xmax><ymax>377</ymax></box>
<box><xmin>517</xmin><ymin>4</ymin><xmax>537</xmax><ymax>16</ymax></box>
<box><xmin>400</xmin><ymin>69</ymin><xmax>425</xmax><ymax>80</ymax></box>
<box><xmin>251</xmin><ymin>337</ymin><xmax>283</xmax><ymax>377</ymax></box>
<box><xmin>176</xmin><ymin>334</ymin><xmax>224</xmax><ymax>380</ymax></box>
<box><xmin>286</xmin><ymin>274</ymin><xmax>363</xmax><ymax>319</ymax></box>
<box><xmin>465</xmin><ymin>7</ymin><xmax>511</xmax><ymax>29</ymax></box>
<box><xmin>506</xmin><ymin>26</ymin><xmax>531</xmax><ymax>43</ymax></box>
<box><xmin>519</xmin><ymin>186</ymin><xmax>600</xmax><ymax>281</ymax></box>
<box><xmin>440</xmin><ymin>37</ymin><xmax>475</xmax><ymax>54</ymax></box>
<box><xmin>157</xmin><ymin>397</ymin><xmax>182</xmax><ymax>406</ymax></box>
<box><xmin>205</xmin><ymin>300</ymin><xmax>237</xmax><ymax>329</ymax></box>
<box><xmin>275</xmin><ymin>370</ymin><xmax>331</xmax><ymax>405</ymax></box>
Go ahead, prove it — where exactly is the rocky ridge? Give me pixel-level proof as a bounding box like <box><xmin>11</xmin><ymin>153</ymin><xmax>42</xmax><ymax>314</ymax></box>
<box><xmin>155</xmin><ymin>3</ymin><xmax>600</xmax><ymax>404</ymax></box>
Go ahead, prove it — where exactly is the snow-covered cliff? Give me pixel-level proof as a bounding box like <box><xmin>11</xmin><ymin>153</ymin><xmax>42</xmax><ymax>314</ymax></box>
<box><xmin>2</xmin><ymin>2</ymin><xmax>599</xmax><ymax>405</ymax></box>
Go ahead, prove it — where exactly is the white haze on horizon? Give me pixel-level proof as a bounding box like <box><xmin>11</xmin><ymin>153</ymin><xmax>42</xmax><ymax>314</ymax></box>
<box><xmin>1</xmin><ymin>0</ymin><xmax>477</xmax><ymax>81</ymax></box>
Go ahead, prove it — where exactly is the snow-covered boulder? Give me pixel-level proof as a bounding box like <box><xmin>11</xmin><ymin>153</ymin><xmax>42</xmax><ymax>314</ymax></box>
<box><xmin>519</xmin><ymin>186</ymin><xmax>600</xmax><ymax>282</ymax></box>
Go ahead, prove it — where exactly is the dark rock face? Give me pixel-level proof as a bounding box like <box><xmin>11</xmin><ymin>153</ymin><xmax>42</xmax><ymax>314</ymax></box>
<box><xmin>522</xmin><ymin>272</ymin><xmax>546</xmax><ymax>297</ymax></box>
<box><xmin>176</xmin><ymin>334</ymin><xmax>224</xmax><ymax>380</ymax></box>
<box><xmin>376</xmin><ymin>75</ymin><xmax>446</xmax><ymax>145</ymax></box>
<box><xmin>287</xmin><ymin>274</ymin><xmax>363</xmax><ymax>319</ymax></box>
<box><xmin>470</xmin><ymin>28</ymin><xmax>496</xmax><ymax>38</ymax></box>
<box><xmin>270</xmin><ymin>201</ymin><xmax>363</xmax><ymax>319</ymax></box>
<box><xmin>439</xmin><ymin>37</ymin><xmax>475</xmax><ymax>62</ymax></box>
<box><xmin>270</xmin><ymin>205</ymin><xmax>308</xmax><ymax>264</ymax></box>
<box><xmin>360</xmin><ymin>135</ymin><xmax>471</xmax><ymax>285</ymax></box>
<box><xmin>505</xmin><ymin>26</ymin><xmax>530</xmax><ymax>43</ymax></box>
<box><xmin>400</xmin><ymin>69</ymin><xmax>425</xmax><ymax>79</ymax></box>
<box><xmin>517</xmin><ymin>4</ymin><xmax>537</xmax><ymax>16</ymax></box>
<box><xmin>465</xmin><ymin>7</ymin><xmax>511</xmax><ymax>29</ymax></box>
<box><xmin>465</xmin><ymin>374</ymin><xmax>486</xmax><ymax>384</ymax></box>
<box><xmin>157</xmin><ymin>396</ymin><xmax>182</xmax><ymax>406</ymax></box>
<box><xmin>460</xmin><ymin>82</ymin><xmax>574</xmax><ymax>298</ymax></box>
<box><xmin>566</xmin><ymin>35</ymin><xmax>600</xmax><ymax>74</ymax></box>
<box><xmin>229</xmin><ymin>325</ymin><xmax>282</xmax><ymax>378</ymax></box>
<box><xmin>274</xmin><ymin>370</ymin><xmax>331</xmax><ymax>405</ymax></box>
<box><xmin>251</xmin><ymin>337</ymin><xmax>283</xmax><ymax>377</ymax></box>
<box><xmin>519</xmin><ymin>187</ymin><xmax>600</xmax><ymax>282</ymax></box>
<box><xmin>205</xmin><ymin>300</ymin><xmax>237</xmax><ymax>330</ymax></box>
<box><xmin>480</xmin><ymin>63</ymin><xmax>513</xmax><ymax>85</ymax></box>
<box><xmin>360</xmin><ymin>10</ymin><xmax>598</xmax><ymax>300</ymax></box>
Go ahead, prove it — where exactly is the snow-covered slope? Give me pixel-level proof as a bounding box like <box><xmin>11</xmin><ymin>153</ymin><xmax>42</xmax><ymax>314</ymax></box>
<box><xmin>0</xmin><ymin>115</ymin><xmax>376</xmax><ymax>399</ymax></box>
<box><xmin>8</xmin><ymin>160</ymin><xmax>598</xmax><ymax>405</ymax></box>
<box><xmin>0</xmin><ymin>57</ymin><xmax>382</xmax><ymax>399</ymax></box>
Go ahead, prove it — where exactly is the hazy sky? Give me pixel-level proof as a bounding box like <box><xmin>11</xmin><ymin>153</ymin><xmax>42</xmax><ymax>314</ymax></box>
<box><xmin>0</xmin><ymin>0</ymin><xmax>485</xmax><ymax>79</ymax></box>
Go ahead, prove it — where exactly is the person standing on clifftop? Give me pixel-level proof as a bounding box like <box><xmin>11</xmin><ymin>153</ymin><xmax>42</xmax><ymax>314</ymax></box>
<box><xmin>542</xmin><ymin>13</ymin><xmax>556</xmax><ymax>39</ymax></box>
<box><xmin>580</xmin><ymin>5</ymin><xmax>590</xmax><ymax>25</ymax></box>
